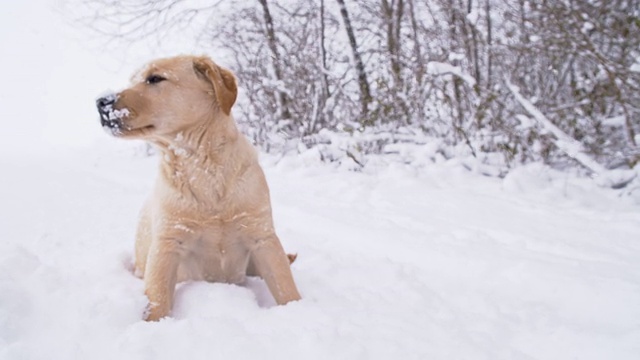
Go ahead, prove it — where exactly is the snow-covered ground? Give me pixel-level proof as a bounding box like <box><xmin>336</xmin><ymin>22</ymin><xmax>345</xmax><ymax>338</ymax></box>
<box><xmin>1</xmin><ymin>141</ymin><xmax>640</xmax><ymax>360</ymax></box>
<box><xmin>2</xmin><ymin>1</ymin><xmax>640</xmax><ymax>359</ymax></box>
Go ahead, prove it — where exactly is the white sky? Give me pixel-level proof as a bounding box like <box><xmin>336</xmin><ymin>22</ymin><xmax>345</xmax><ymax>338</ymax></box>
<box><xmin>0</xmin><ymin>0</ymin><xmax>204</xmax><ymax>151</ymax></box>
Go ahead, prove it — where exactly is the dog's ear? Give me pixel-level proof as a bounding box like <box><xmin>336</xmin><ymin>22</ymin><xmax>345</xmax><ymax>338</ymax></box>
<box><xmin>193</xmin><ymin>56</ymin><xmax>237</xmax><ymax>115</ymax></box>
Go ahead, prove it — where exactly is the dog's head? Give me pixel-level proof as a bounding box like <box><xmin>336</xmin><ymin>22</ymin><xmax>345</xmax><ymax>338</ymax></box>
<box><xmin>96</xmin><ymin>55</ymin><xmax>237</xmax><ymax>139</ymax></box>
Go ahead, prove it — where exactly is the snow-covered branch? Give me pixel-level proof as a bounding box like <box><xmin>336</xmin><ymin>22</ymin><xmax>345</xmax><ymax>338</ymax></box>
<box><xmin>427</xmin><ymin>61</ymin><xmax>476</xmax><ymax>88</ymax></box>
<box><xmin>506</xmin><ymin>79</ymin><xmax>636</xmax><ymax>188</ymax></box>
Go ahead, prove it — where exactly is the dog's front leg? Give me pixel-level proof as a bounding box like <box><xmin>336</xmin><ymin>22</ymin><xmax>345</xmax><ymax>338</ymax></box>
<box><xmin>251</xmin><ymin>235</ymin><xmax>301</xmax><ymax>305</ymax></box>
<box><xmin>143</xmin><ymin>236</ymin><xmax>181</xmax><ymax>321</ymax></box>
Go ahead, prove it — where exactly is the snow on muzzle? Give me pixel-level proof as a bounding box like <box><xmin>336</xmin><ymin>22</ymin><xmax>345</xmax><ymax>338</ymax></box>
<box><xmin>96</xmin><ymin>92</ymin><xmax>130</xmax><ymax>135</ymax></box>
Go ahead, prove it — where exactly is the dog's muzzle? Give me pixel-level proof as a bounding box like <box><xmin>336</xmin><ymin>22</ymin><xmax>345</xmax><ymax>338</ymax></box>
<box><xmin>96</xmin><ymin>94</ymin><xmax>129</xmax><ymax>134</ymax></box>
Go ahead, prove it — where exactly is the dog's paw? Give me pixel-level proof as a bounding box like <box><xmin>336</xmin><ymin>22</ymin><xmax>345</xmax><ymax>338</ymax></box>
<box><xmin>143</xmin><ymin>302</ymin><xmax>169</xmax><ymax>322</ymax></box>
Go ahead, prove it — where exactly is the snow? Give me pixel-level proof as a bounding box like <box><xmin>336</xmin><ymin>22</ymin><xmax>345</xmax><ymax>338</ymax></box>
<box><xmin>466</xmin><ymin>10</ymin><xmax>479</xmax><ymax>24</ymax></box>
<box><xmin>2</xmin><ymin>1</ymin><xmax>640</xmax><ymax>359</ymax></box>
<box><xmin>507</xmin><ymin>80</ymin><xmax>638</xmax><ymax>188</ymax></box>
<box><xmin>581</xmin><ymin>21</ymin><xmax>595</xmax><ymax>34</ymax></box>
<box><xmin>1</xmin><ymin>143</ymin><xmax>640</xmax><ymax>360</ymax></box>
<box><xmin>427</xmin><ymin>61</ymin><xmax>477</xmax><ymax>87</ymax></box>
<box><xmin>602</xmin><ymin>115</ymin><xmax>626</xmax><ymax>127</ymax></box>
<box><xmin>448</xmin><ymin>52</ymin><xmax>466</xmax><ymax>62</ymax></box>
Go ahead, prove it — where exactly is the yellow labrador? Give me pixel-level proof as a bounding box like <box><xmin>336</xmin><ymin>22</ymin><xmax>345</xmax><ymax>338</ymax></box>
<box><xmin>96</xmin><ymin>55</ymin><xmax>301</xmax><ymax>321</ymax></box>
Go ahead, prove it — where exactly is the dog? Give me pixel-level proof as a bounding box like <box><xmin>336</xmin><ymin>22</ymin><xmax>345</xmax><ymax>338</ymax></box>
<box><xmin>96</xmin><ymin>55</ymin><xmax>301</xmax><ymax>321</ymax></box>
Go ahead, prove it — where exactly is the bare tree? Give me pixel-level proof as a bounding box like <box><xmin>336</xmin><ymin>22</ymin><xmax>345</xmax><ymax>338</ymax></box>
<box><xmin>70</xmin><ymin>0</ymin><xmax>640</xmax><ymax>175</ymax></box>
<box><xmin>257</xmin><ymin>0</ymin><xmax>292</xmax><ymax>121</ymax></box>
<box><xmin>335</xmin><ymin>0</ymin><xmax>372</xmax><ymax>124</ymax></box>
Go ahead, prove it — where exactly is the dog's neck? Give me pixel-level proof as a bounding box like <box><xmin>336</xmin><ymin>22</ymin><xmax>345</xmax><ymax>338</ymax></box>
<box><xmin>152</xmin><ymin>115</ymin><xmax>243</xmax><ymax>200</ymax></box>
<box><xmin>158</xmin><ymin>116</ymin><xmax>238</xmax><ymax>157</ymax></box>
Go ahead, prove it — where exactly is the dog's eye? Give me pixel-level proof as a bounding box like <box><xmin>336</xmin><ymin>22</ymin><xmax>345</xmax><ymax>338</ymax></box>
<box><xmin>145</xmin><ymin>75</ymin><xmax>166</xmax><ymax>84</ymax></box>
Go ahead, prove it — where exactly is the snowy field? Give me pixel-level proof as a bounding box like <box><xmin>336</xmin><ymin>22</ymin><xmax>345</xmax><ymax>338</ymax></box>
<box><xmin>2</xmin><ymin>140</ymin><xmax>640</xmax><ymax>360</ymax></box>
<box><xmin>2</xmin><ymin>1</ymin><xmax>640</xmax><ymax>359</ymax></box>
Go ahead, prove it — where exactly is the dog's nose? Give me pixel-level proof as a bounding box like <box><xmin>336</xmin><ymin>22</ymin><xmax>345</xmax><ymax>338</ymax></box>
<box><xmin>96</xmin><ymin>96</ymin><xmax>115</xmax><ymax>109</ymax></box>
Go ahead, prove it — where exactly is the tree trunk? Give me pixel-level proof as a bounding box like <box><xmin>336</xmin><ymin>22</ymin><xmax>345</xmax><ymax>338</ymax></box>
<box><xmin>381</xmin><ymin>0</ymin><xmax>410</xmax><ymax>123</ymax></box>
<box><xmin>319</xmin><ymin>0</ymin><xmax>330</xmax><ymax>100</ymax></box>
<box><xmin>467</xmin><ymin>0</ymin><xmax>480</xmax><ymax>88</ymax></box>
<box><xmin>381</xmin><ymin>0</ymin><xmax>403</xmax><ymax>88</ymax></box>
<box><xmin>257</xmin><ymin>0</ymin><xmax>292</xmax><ymax>121</ymax></box>
<box><xmin>445</xmin><ymin>0</ymin><xmax>466</xmax><ymax>143</ymax></box>
<box><xmin>406</xmin><ymin>0</ymin><xmax>425</xmax><ymax>122</ymax></box>
<box><xmin>407</xmin><ymin>0</ymin><xmax>423</xmax><ymax>85</ymax></box>
<box><xmin>336</xmin><ymin>0</ymin><xmax>372</xmax><ymax>123</ymax></box>
<box><xmin>485</xmin><ymin>0</ymin><xmax>492</xmax><ymax>90</ymax></box>
<box><xmin>308</xmin><ymin>0</ymin><xmax>331</xmax><ymax>135</ymax></box>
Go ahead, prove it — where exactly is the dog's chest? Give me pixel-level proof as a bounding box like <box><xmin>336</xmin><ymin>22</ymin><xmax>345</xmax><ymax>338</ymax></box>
<box><xmin>162</xmin><ymin>152</ymin><xmax>232</xmax><ymax>202</ymax></box>
<box><xmin>175</xmin><ymin>223</ymin><xmax>249</xmax><ymax>284</ymax></box>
